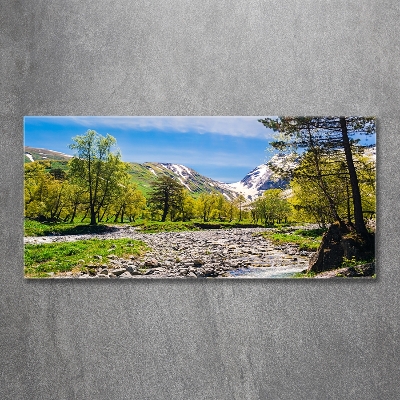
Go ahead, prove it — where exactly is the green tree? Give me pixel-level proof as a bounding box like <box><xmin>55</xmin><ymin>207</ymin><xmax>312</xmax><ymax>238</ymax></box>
<box><xmin>68</xmin><ymin>130</ymin><xmax>128</xmax><ymax>225</ymax></box>
<box><xmin>259</xmin><ymin>116</ymin><xmax>375</xmax><ymax>239</ymax></box>
<box><xmin>63</xmin><ymin>182</ymin><xmax>88</xmax><ymax>223</ymax></box>
<box><xmin>148</xmin><ymin>175</ymin><xmax>184</xmax><ymax>222</ymax></box>
<box><xmin>24</xmin><ymin>161</ymin><xmax>68</xmax><ymax>221</ymax></box>
<box><xmin>196</xmin><ymin>192</ymin><xmax>219</xmax><ymax>222</ymax></box>
<box><xmin>233</xmin><ymin>194</ymin><xmax>246</xmax><ymax>222</ymax></box>
<box><xmin>111</xmin><ymin>182</ymin><xmax>146</xmax><ymax>223</ymax></box>
<box><xmin>125</xmin><ymin>189</ymin><xmax>147</xmax><ymax>222</ymax></box>
<box><xmin>251</xmin><ymin>189</ymin><xmax>291</xmax><ymax>226</ymax></box>
<box><xmin>212</xmin><ymin>193</ymin><xmax>229</xmax><ymax>221</ymax></box>
<box><xmin>179</xmin><ymin>190</ymin><xmax>196</xmax><ymax>221</ymax></box>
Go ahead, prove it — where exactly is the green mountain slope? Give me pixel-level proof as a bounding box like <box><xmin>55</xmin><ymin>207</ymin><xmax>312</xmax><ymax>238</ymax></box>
<box><xmin>24</xmin><ymin>147</ymin><xmax>238</xmax><ymax>199</ymax></box>
<box><xmin>128</xmin><ymin>162</ymin><xmax>238</xmax><ymax>199</ymax></box>
<box><xmin>25</xmin><ymin>146</ymin><xmax>72</xmax><ymax>162</ymax></box>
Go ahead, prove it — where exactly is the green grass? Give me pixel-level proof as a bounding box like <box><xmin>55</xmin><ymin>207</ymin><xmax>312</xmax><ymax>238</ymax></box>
<box><xmin>258</xmin><ymin>227</ymin><xmax>326</xmax><ymax>251</ymax></box>
<box><xmin>133</xmin><ymin>220</ymin><xmax>200</xmax><ymax>233</ymax></box>
<box><xmin>293</xmin><ymin>270</ymin><xmax>316</xmax><ymax>278</ymax></box>
<box><xmin>24</xmin><ymin>220</ymin><xmax>117</xmax><ymax>237</ymax></box>
<box><xmin>25</xmin><ymin>217</ymin><xmax>288</xmax><ymax>237</ymax></box>
<box><xmin>24</xmin><ymin>238</ymin><xmax>150</xmax><ymax>278</ymax></box>
<box><xmin>25</xmin><ymin>218</ymin><xmax>266</xmax><ymax>236</ymax></box>
<box><xmin>293</xmin><ymin>256</ymin><xmax>375</xmax><ymax>278</ymax></box>
<box><xmin>133</xmin><ymin>220</ymin><xmax>265</xmax><ymax>233</ymax></box>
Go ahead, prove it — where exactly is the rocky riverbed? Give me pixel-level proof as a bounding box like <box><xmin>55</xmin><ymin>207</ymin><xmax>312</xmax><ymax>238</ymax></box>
<box><xmin>24</xmin><ymin>226</ymin><xmax>313</xmax><ymax>279</ymax></box>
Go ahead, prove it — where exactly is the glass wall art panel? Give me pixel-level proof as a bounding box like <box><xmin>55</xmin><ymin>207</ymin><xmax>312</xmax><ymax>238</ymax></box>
<box><xmin>24</xmin><ymin>116</ymin><xmax>376</xmax><ymax>279</ymax></box>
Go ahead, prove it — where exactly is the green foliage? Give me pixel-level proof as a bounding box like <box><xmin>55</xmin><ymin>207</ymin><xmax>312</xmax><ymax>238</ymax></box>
<box><xmin>289</xmin><ymin>149</ymin><xmax>376</xmax><ymax>226</ymax></box>
<box><xmin>341</xmin><ymin>256</ymin><xmax>359</xmax><ymax>268</ymax></box>
<box><xmin>148</xmin><ymin>175</ymin><xmax>185</xmax><ymax>222</ymax></box>
<box><xmin>24</xmin><ymin>162</ymin><xmax>69</xmax><ymax>221</ymax></box>
<box><xmin>196</xmin><ymin>192</ymin><xmax>217</xmax><ymax>222</ymax></box>
<box><xmin>259</xmin><ymin>116</ymin><xmax>375</xmax><ymax>152</ymax></box>
<box><xmin>68</xmin><ymin>130</ymin><xmax>130</xmax><ymax>225</ymax></box>
<box><xmin>24</xmin><ymin>142</ymin><xmax>249</xmax><ymax>226</ymax></box>
<box><xmin>24</xmin><ymin>220</ymin><xmax>115</xmax><ymax>236</ymax></box>
<box><xmin>258</xmin><ymin>228</ymin><xmax>326</xmax><ymax>251</ymax></box>
<box><xmin>24</xmin><ymin>238</ymin><xmax>149</xmax><ymax>278</ymax></box>
<box><xmin>293</xmin><ymin>228</ymin><xmax>326</xmax><ymax>237</ymax></box>
<box><xmin>250</xmin><ymin>189</ymin><xmax>292</xmax><ymax>226</ymax></box>
<box><xmin>259</xmin><ymin>116</ymin><xmax>376</xmax><ymax>239</ymax></box>
<box><xmin>341</xmin><ymin>256</ymin><xmax>374</xmax><ymax>269</ymax></box>
<box><xmin>293</xmin><ymin>270</ymin><xmax>316</xmax><ymax>278</ymax></box>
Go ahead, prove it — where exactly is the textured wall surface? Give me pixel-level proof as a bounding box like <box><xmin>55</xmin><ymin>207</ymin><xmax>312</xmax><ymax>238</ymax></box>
<box><xmin>1</xmin><ymin>1</ymin><xmax>399</xmax><ymax>399</ymax></box>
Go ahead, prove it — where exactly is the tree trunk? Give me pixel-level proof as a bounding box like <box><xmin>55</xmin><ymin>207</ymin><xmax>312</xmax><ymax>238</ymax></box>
<box><xmin>81</xmin><ymin>208</ymin><xmax>88</xmax><ymax>223</ymax></box>
<box><xmin>70</xmin><ymin>204</ymin><xmax>77</xmax><ymax>223</ymax></box>
<box><xmin>90</xmin><ymin>204</ymin><xmax>97</xmax><ymax>225</ymax></box>
<box><xmin>161</xmin><ymin>194</ymin><xmax>169</xmax><ymax>222</ymax></box>
<box><xmin>310</xmin><ymin>147</ymin><xmax>342</xmax><ymax>223</ymax></box>
<box><xmin>340</xmin><ymin>117</ymin><xmax>369</xmax><ymax>239</ymax></box>
<box><xmin>345</xmin><ymin>178</ymin><xmax>352</xmax><ymax>224</ymax></box>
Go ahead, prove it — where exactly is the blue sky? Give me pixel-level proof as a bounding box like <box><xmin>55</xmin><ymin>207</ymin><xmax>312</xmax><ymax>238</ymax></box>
<box><xmin>24</xmin><ymin>116</ymin><xmax>376</xmax><ymax>183</ymax></box>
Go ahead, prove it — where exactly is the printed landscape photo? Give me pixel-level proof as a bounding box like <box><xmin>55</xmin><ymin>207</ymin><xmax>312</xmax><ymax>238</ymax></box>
<box><xmin>24</xmin><ymin>116</ymin><xmax>376</xmax><ymax>279</ymax></box>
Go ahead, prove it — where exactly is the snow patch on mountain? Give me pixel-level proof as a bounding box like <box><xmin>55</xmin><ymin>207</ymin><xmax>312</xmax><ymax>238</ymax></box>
<box><xmin>227</xmin><ymin>153</ymin><xmax>296</xmax><ymax>201</ymax></box>
<box><xmin>177</xmin><ymin>177</ymin><xmax>191</xmax><ymax>190</ymax></box>
<box><xmin>24</xmin><ymin>146</ymin><xmax>73</xmax><ymax>161</ymax></box>
<box><xmin>161</xmin><ymin>163</ymin><xmax>191</xmax><ymax>178</ymax></box>
<box><xmin>181</xmin><ymin>165</ymin><xmax>192</xmax><ymax>175</ymax></box>
<box><xmin>158</xmin><ymin>163</ymin><xmax>237</xmax><ymax>199</ymax></box>
<box><xmin>228</xmin><ymin>181</ymin><xmax>261</xmax><ymax>201</ymax></box>
<box><xmin>36</xmin><ymin>148</ymin><xmax>72</xmax><ymax>158</ymax></box>
<box><xmin>25</xmin><ymin>153</ymin><xmax>34</xmax><ymax>162</ymax></box>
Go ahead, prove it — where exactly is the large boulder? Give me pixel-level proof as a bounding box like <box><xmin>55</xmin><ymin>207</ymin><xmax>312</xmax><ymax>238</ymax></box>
<box><xmin>308</xmin><ymin>222</ymin><xmax>374</xmax><ymax>274</ymax></box>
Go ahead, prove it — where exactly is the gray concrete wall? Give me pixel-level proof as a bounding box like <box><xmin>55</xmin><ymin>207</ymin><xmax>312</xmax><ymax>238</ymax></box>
<box><xmin>1</xmin><ymin>1</ymin><xmax>399</xmax><ymax>399</ymax></box>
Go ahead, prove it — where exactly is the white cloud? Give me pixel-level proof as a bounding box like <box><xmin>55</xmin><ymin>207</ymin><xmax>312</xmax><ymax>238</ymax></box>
<box><xmin>61</xmin><ymin>116</ymin><xmax>276</xmax><ymax>139</ymax></box>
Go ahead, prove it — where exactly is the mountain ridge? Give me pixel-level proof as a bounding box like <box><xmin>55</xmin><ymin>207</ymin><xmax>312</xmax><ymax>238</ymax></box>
<box><xmin>24</xmin><ymin>146</ymin><xmax>376</xmax><ymax>201</ymax></box>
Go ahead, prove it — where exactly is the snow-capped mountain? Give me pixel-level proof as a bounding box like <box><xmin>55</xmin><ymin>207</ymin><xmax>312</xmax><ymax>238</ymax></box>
<box><xmin>24</xmin><ymin>146</ymin><xmax>72</xmax><ymax>162</ymax></box>
<box><xmin>227</xmin><ymin>153</ymin><xmax>298</xmax><ymax>200</ymax></box>
<box><xmin>142</xmin><ymin>162</ymin><xmax>238</xmax><ymax>200</ymax></box>
<box><xmin>227</xmin><ymin>146</ymin><xmax>376</xmax><ymax>201</ymax></box>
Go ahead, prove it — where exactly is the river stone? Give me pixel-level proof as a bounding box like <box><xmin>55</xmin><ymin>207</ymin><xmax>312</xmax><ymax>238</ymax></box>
<box><xmin>130</xmin><ymin>270</ymin><xmax>141</xmax><ymax>275</ymax></box>
<box><xmin>112</xmin><ymin>268</ymin><xmax>127</xmax><ymax>276</ymax></box>
<box><xmin>125</xmin><ymin>265</ymin><xmax>137</xmax><ymax>274</ymax></box>
<box><xmin>144</xmin><ymin>258</ymin><xmax>160</xmax><ymax>268</ymax></box>
<box><xmin>193</xmin><ymin>259</ymin><xmax>204</xmax><ymax>267</ymax></box>
<box><xmin>118</xmin><ymin>271</ymin><xmax>133</xmax><ymax>278</ymax></box>
<box><xmin>145</xmin><ymin>268</ymin><xmax>155</xmax><ymax>275</ymax></box>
